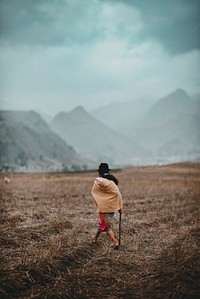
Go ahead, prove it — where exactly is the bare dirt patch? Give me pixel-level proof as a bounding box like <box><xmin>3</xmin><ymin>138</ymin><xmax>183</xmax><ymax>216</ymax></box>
<box><xmin>0</xmin><ymin>163</ymin><xmax>199</xmax><ymax>298</ymax></box>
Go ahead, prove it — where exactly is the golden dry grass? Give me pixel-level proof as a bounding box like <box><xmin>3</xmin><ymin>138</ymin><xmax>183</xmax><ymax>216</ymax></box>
<box><xmin>0</xmin><ymin>163</ymin><xmax>200</xmax><ymax>298</ymax></box>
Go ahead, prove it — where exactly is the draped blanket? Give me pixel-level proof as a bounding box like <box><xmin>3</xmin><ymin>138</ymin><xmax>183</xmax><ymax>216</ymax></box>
<box><xmin>91</xmin><ymin>177</ymin><xmax>123</xmax><ymax>213</ymax></box>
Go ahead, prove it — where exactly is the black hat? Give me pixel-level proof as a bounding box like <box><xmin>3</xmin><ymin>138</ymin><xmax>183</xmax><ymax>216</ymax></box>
<box><xmin>97</xmin><ymin>163</ymin><xmax>110</xmax><ymax>175</ymax></box>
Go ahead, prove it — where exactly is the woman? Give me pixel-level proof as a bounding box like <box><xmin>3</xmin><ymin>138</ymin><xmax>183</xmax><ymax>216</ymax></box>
<box><xmin>91</xmin><ymin>163</ymin><xmax>123</xmax><ymax>250</ymax></box>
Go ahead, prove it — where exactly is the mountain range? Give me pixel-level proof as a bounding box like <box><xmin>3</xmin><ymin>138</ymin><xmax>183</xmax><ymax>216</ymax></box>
<box><xmin>0</xmin><ymin>88</ymin><xmax>199</xmax><ymax>171</ymax></box>
<box><xmin>0</xmin><ymin>110</ymin><xmax>90</xmax><ymax>171</ymax></box>
<box><xmin>91</xmin><ymin>98</ymin><xmax>154</xmax><ymax>134</ymax></box>
<box><xmin>50</xmin><ymin>106</ymin><xmax>149</xmax><ymax>166</ymax></box>
<box><xmin>92</xmin><ymin>89</ymin><xmax>200</xmax><ymax>163</ymax></box>
<box><xmin>127</xmin><ymin>89</ymin><xmax>200</xmax><ymax>160</ymax></box>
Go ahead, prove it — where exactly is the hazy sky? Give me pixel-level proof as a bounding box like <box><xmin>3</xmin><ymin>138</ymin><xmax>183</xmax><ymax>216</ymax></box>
<box><xmin>0</xmin><ymin>0</ymin><xmax>200</xmax><ymax>116</ymax></box>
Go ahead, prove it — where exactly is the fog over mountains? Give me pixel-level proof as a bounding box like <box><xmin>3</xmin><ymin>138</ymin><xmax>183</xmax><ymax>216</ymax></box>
<box><xmin>92</xmin><ymin>89</ymin><xmax>200</xmax><ymax>164</ymax></box>
<box><xmin>0</xmin><ymin>111</ymin><xmax>91</xmax><ymax>171</ymax></box>
<box><xmin>0</xmin><ymin>89</ymin><xmax>200</xmax><ymax>171</ymax></box>
<box><xmin>50</xmin><ymin>106</ymin><xmax>149</xmax><ymax>166</ymax></box>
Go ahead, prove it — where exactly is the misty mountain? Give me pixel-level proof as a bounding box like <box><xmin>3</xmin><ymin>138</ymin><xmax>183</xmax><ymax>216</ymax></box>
<box><xmin>91</xmin><ymin>98</ymin><xmax>153</xmax><ymax>134</ymax></box>
<box><xmin>50</xmin><ymin>106</ymin><xmax>149</xmax><ymax>166</ymax></box>
<box><xmin>128</xmin><ymin>89</ymin><xmax>200</xmax><ymax>160</ymax></box>
<box><xmin>142</xmin><ymin>89</ymin><xmax>195</xmax><ymax>126</ymax></box>
<box><xmin>1</xmin><ymin>89</ymin><xmax>198</xmax><ymax>171</ymax></box>
<box><xmin>0</xmin><ymin>110</ymin><xmax>88</xmax><ymax>171</ymax></box>
<box><xmin>91</xmin><ymin>88</ymin><xmax>200</xmax><ymax>163</ymax></box>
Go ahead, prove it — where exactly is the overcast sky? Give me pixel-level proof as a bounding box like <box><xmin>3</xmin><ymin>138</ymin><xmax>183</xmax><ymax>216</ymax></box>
<box><xmin>0</xmin><ymin>0</ymin><xmax>200</xmax><ymax>116</ymax></box>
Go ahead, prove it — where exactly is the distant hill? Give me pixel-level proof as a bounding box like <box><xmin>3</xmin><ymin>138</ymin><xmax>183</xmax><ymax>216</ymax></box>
<box><xmin>143</xmin><ymin>89</ymin><xmax>194</xmax><ymax>126</ymax></box>
<box><xmin>91</xmin><ymin>88</ymin><xmax>200</xmax><ymax>163</ymax></box>
<box><xmin>50</xmin><ymin>106</ymin><xmax>149</xmax><ymax>166</ymax></box>
<box><xmin>128</xmin><ymin>89</ymin><xmax>200</xmax><ymax>161</ymax></box>
<box><xmin>91</xmin><ymin>98</ymin><xmax>153</xmax><ymax>134</ymax></box>
<box><xmin>0</xmin><ymin>110</ymin><xmax>88</xmax><ymax>171</ymax></box>
<box><xmin>2</xmin><ymin>89</ymin><xmax>198</xmax><ymax>170</ymax></box>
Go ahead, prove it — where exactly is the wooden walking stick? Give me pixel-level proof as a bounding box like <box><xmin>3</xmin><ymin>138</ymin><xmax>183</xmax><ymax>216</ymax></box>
<box><xmin>119</xmin><ymin>212</ymin><xmax>122</xmax><ymax>246</ymax></box>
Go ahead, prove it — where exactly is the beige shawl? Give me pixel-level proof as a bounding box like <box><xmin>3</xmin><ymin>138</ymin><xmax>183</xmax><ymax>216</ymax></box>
<box><xmin>91</xmin><ymin>177</ymin><xmax>123</xmax><ymax>212</ymax></box>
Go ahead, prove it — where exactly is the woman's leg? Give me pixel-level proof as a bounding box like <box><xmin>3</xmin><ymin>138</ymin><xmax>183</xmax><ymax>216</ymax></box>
<box><xmin>92</xmin><ymin>231</ymin><xmax>101</xmax><ymax>244</ymax></box>
<box><xmin>107</xmin><ymin>230</ymin><xmax>119</xmax><ymax>249</ymax></box>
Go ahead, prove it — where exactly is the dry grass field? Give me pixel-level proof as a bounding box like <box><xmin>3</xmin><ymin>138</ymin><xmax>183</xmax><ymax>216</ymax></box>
<box><xmin>0</xmin><ymin>163</ymin><xmax>200</xmax><ymax>299</ymax></box>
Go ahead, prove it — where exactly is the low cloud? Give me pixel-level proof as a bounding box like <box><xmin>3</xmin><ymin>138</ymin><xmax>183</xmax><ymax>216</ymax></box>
<box><xmin>0</xmin><ymin>0</ymin><xmax>199</xmax><ymax>115</ymax></box>
<box><xmin>103</xmin><ymin>0</ymin><xmax>200</xmax><ymax>55</ymax></box>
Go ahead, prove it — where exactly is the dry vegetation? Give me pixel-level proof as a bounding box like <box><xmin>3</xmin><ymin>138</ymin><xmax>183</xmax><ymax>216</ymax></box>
<box><xmin>0</xmin><ymin>163</ymin><xmax>200</xmax><ymax>299</ymax></box>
